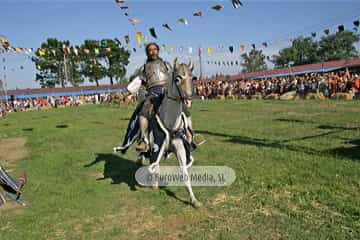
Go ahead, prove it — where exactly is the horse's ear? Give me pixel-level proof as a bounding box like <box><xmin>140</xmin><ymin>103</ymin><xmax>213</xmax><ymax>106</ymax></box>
<box><xmin>188</xmin><ymin>60</ymin><xmax>194</xmax><ymax>72</ymax></box>
<box><xmin>174</xmin><ymin>57</ymin><xmax>180</xmax><ymax>69</ymax></box>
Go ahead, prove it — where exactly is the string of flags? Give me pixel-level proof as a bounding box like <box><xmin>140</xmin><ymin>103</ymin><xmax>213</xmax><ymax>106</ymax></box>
<box><xmin>1</xmin><ymin>16</ymin><xmax>359</xmax><ymax>59</ymax></box>
<box><xmin>1</xmin><ymin>0</ymin><xmax>359</xmax><ymax>71</ymax></box>
<box><xmin>114</xmin><ymin>0</ymin><xmax>244</xmax><ymax>47</ymax></box>
<box><xmin>112</xmin><ymin>0</ymin><xmax>359</xmax><ymax>58</ymax></box>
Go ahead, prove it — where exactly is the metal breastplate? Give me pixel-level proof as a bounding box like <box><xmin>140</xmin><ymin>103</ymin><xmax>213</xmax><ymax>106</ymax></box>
<box><xmin>143</xmin><ymin>59</ymin><xmax>170</xmax><ymax>89</ymax></box>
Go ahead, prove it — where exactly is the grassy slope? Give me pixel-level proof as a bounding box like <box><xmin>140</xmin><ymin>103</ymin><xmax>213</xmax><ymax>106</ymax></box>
<box><xmin>0</xmin><ymin>100</ymin><xmax>359</xmax><ymax>240</ymax></box>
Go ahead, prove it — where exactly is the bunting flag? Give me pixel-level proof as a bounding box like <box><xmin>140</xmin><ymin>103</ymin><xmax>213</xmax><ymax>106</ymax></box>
<box><xmin>149</xmin><ymin>28</ymin><xmax>157</xmax><ymax>39</ymax></box>
<box><xmin>324</xmin><ymin>29</ymin><xmax>330</xmax><ymax>35</ymax></box>
<box><xmin>211</xmin><ymin>5</ymin><xmax>223</xmax><ymax>11</ymax></box>
<box><xmin>115</xmin><ymin>0</ymin><xmax>125</xmax><ymax>3</ymax></box>
<box><xmin>262</xmin><ymin>42</ymin><xmax>268</xmax><ymax>48</ymax></box>
<box><xmin>235</xmin><ymin>60</ymin><xmax>239</xmax><ymax>65</ymax></box>
<box><xmin>124</xmin><ymin>13</ymin><xmax>128</xmax><ymax>17</ymax></box>
<box><xmin>240</xmin><ymin>44</ymin><xmax>245</xmax><ymax>51</ymax></box>
<box><xmin>129</xmin><ymin>17</ymin><xmax>140</xmax><ymax>26</ymax></box>
<box><xmin>161</xmin><ymin>44</ymin><xmax>166</xmax><ymax>51</ymax></box>
<box><xmin>251</xmin><ymin>44</ymin><xmax>256</xmax><ymax>50</ymax></box>
<box><xmin>178</xmin><ymin>18</ymin><xmax>188</xmax><ymax>25</ymax></box>
<box><xmin>136</xmin><ymin>31</ymin><xmax>143</xmax><ymax>44</ymax></box>
<box><xmin>232</xmin><ymin>0</ymin><xmax>243</xmax><ymax>8</ymax></box>
<box><xmin>94</xmin><ymin>48</ymin><xmax>100</xmax><ymax>55</ymax></box>
<box><xmin>193</xmin><ymin>11</ymin><xmax>203</xmax><ymax>17</ymax></box>
<box><xmin>338</xmin><ymin>25</ymin><xmax>344</xmax><ymax>32</ymax></box>
<box><xmin>120</xmin><ymin>6</ymin><xmax>129</xmax><ymax>10</ymax></box>
<box><xmin>143</xmin><ymin>35</ymin><xmax>149</xmax><ymax>44</ymax></box>
<box><xmin>114</xmin><ymin>38</ymin><xmax>121</xmax><ymax>45</ymax></box>
<box><xmin>188</xmin><ymin>47</ymin><xmax>193</xmax><ymax>54</ymax></box>
<box><xmin>37</xmin><ymin>48</ymin><xmax>46</xmax><ymax>56</ymax></box>
<box><xmin>133</xmin><ymin>48</ymin><xmax>136</xmax><ymax>52</ymax></box>
<box><xmin>311</xmin><ymin>32</ymin><xmax>316</xmax><ymax>38</ymax></box>
<box><xmin>229</xmin><ymin>46</ymin><xmax>234</xmax><ymax>53</ymax></box>
<box><xmin>63</xmin><ymin>47</ymin><xmax>71</xmax><ymax>56</ymax></box>
<box><xmin>207</xmin><ymin>47</ymin><xmax>213</xmax><ymax>55</ymax></box>
<box><xmin>354</xmin><ymin>20</ymin><xmax>360</xmax><ymax>27</ymax></box>
<box><xmin>162</xmin><ymin>23</ymin><xmax>172</xmax><ymax>31</ymax></box>
<box><xmin>0</xmin><ymin>36</ymin><xmax>10</xmax><ymax>50</ymax></box>
<box><xmin>124</xmin><ymin>35</ymin><xmax>130</xmax><ymax>44</ymax></box>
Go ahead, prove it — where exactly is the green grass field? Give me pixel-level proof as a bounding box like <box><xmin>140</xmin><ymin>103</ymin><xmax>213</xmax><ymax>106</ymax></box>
<box><xmin>0</xmin><ymin>100</ymin><xmax>359</xmax><ymax>240</ymax></box>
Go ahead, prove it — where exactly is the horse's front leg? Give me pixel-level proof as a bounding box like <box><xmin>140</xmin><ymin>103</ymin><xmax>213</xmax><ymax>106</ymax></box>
<box><xmin>172</xmin><ymin>139</ymin><xmax>202</xmax><ymax>208</ymax></box>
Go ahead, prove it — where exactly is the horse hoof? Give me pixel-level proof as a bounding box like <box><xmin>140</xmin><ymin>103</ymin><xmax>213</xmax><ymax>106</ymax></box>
<box><xmin>192</xmin><ymin>200</ymin><xmax>203</xmax><ymax>209</ymax></box>
<box><xmin>113</xmin><ymin>147</ymin><xmax>122</xmax><ymax>153</ymax></box>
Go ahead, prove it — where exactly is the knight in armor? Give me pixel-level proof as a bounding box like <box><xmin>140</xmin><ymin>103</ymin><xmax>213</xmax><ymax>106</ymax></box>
<box><xmin>121</xmin><ymin>42</ymin><xmax>205</xmax><ymax>152</ymax></box>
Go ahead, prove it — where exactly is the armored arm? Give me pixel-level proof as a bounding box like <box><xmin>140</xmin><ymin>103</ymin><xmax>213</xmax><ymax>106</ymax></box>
<box><xmin>119</xmin><ymin>66</ymin><xmax>145</xmax><ymax>100</ymax></box>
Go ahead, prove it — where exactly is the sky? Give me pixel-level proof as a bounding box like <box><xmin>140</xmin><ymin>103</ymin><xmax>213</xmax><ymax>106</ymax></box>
<box><xmin>1</xmin><ymin>0</ymin><xmax>360</xmax><ymax>90</ymax></box>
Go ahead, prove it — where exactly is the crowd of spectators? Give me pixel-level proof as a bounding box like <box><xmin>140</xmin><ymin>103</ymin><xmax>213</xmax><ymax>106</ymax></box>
<box><xmin>1</xmin><ymin>70</ymin><xmax>360</xmax><ymax>118</ymax></box>
<box><xmin>195</xmin><ymin>70</ymin><xmax>360</xmax><ymax>100</ymax></box>
<box><xmin>0</xmin><ymin>93</ymin><xmax>117</xmax><ymax>118</ymax></box>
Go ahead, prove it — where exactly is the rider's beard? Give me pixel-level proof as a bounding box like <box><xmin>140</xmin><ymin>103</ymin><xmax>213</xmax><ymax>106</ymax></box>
<box><xmin>147</xmin><ymin>54</ymin><xmax>159</xmax><ymax>61</ymax></box>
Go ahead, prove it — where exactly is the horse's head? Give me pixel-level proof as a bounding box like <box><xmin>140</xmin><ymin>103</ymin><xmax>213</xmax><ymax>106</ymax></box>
<box><xmin>170</xmin><ymin>57</ymin><xmax>194</xmax><ymax>108</ymax></box>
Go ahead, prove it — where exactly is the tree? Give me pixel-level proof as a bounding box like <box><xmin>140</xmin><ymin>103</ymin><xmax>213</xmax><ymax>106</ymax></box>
<box><xmin>79</xmin><ymin>40</ymin><xmax>106</xmax><ymax>86</ymax></box>
<box><xmin>318</xmin><ymin>30</ymin><xmax>360</xmax><ymax>61</ymax></box>
<box><xmin>81</xmin><ymin>60</ymin><xmax>106</xmax><ymax>87</ymax></box>
<box><xmin>32</xmin><ymin>38</ymin><xmax>84</xmax><ymax>88</ymax></box>
<box><xmin>32</xmin><ymin>38</ymin><xmax>67</xmax><ymax>88</ymax></box>
<box><xmin>272</xmin><ymin>37</ymin><xmax>319</xmax><ymax>68</ymax></box>
<box><xmin>101</xmin><ymin>39</ymin><xmax>130</xmax><ymax>85</ymax></box>
<box><xmin>241</xmin><ymin>49</ymin><xmax>267</xmax><ymax>73</ymax></box>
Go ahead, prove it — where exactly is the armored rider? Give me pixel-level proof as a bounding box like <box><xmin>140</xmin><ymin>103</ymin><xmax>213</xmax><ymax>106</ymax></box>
<box><xmin>122</xmin><ymin>42</ymin><xmax>205</xmax><ymax>152</ymax></box>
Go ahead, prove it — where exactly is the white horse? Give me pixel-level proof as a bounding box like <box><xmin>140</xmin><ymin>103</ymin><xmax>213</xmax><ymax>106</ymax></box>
<box><xmin>149</xmin><ymin>58</ymin><xmax>202</xmax><ymax>208</ymax></box>
<box><xmin>115</xmin><ymin>58</ymin><xmax>202</xmax><ymax>208</ymax></box>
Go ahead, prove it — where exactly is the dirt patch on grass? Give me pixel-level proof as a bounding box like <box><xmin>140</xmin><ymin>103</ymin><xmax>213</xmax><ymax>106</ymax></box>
<box><xmin>0</xmin><ymin>137</ymin><xmax>28</xmax><ymax>169</ymax></box>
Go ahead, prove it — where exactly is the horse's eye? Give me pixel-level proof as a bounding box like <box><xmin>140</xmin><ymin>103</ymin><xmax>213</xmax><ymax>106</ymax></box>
<box><xmin>175</xmin><ymin>76</ymin><xmax>182</xmax><ymax>84</ymax></box>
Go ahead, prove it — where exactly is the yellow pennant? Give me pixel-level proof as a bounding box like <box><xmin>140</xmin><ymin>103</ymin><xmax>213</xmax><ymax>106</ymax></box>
<box><xmin>136</xmin><ymin>31</ymin><xmax>143</xmax><ymax>44</ymax></box>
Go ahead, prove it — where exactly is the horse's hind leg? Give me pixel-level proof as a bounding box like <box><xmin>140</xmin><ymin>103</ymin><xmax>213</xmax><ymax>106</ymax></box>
<box><xmin>172</xmin><ymin>139</ymin><xmax>202</xmax><ymax>208</ymax></box>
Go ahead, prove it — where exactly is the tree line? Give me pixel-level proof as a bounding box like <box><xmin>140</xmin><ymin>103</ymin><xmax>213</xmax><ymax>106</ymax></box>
<box><xmin>32</xmin><ymin>38</ymin><xmax>130</xmax><ymax>88</ymax></box>
<box><xmin>241</xmin><ymin>30</ymin><xmax>360</xmax><ymax>73</ymax></box>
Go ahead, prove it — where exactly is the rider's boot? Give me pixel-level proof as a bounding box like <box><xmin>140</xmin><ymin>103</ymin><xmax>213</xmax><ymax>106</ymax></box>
<box><xmin>136</xmin><ymin>116</ymin><xmax>150</xmax><ymax>152</ymax></box>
